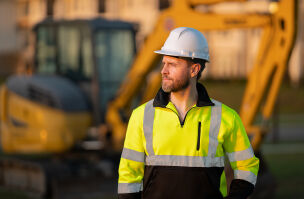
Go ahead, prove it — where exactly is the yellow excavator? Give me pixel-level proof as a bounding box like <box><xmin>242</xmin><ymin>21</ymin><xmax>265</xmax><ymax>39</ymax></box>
<box><xmin>0</xmin><ymin>0</ymin><xmax>297</xmax><ymax>198</ymax></box>
<box><xmin>0</xmin><ymin>17</ymin><xmax>137</xmax><ymax>198</ymax></box>
<box><xmin>0</xmin><ymin>18</ymin><xmax>137</xmax><ymax>154</ymax></box>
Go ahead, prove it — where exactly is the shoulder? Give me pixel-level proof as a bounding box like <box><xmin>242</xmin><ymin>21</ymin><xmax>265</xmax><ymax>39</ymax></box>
<box><xmin>211</xmin><ymin>99</ymin><xmax>242</xmax><ymax>134</ymax></box>
<box><xmin>211</xmin><ymin>99</ymin><xmax>239</xmax><ymax>121</ymax></box>
<box><xmin>131</xmin><ymin>99</ymin><xmax>154</xmax><ymax>117</ymax></box>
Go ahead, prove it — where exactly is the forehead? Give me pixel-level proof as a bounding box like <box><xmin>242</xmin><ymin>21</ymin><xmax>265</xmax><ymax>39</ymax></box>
<box><xmin>162</xmin><ymin>55</ymin><xmax>188</xmax><ymax>64</ymax></box>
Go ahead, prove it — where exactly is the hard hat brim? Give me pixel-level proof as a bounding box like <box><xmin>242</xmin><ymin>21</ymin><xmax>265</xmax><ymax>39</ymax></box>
<box><xmin>154</xmin><ymin>49</ymin><xmax>209</xmax><ymax>62</ymax></box>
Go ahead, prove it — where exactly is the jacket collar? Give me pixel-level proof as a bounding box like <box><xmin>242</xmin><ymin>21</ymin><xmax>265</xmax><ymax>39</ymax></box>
<box><xmin>153</xmin><ymin>83</ymin><xmax>214</xmax><ymax>108</ymax></box>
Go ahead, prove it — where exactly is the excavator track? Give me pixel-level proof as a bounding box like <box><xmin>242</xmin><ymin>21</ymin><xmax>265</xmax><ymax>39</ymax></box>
<box><xmin>0</xmin><ymin>154</ymin><xmax>117</xmax><ymax>199</ymax></box>
<box><xmin>0</xmin><ymin>157</ymin><xmax>46</xmax><ymax>197</ymax></box>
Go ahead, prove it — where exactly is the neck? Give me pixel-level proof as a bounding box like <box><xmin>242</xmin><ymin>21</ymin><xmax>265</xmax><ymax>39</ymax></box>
<box><xmin>170</xmin><ymin>81</ymin><xmax>197</xmax><ymax>117</ymax></box>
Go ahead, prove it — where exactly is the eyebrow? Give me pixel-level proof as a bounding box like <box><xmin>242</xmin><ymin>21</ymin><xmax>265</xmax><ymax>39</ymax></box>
<box><xmin>162</xmin><ymin>59</ymin><xmax>178</xmax><ymax>64</ymax></box>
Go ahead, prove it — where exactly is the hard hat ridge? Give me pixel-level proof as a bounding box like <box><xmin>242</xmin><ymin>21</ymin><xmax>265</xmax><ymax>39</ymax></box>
<box><xmin>154</xmin><ymin>27</ymin><xmax>210</xmax><ymax>61</ymax></box>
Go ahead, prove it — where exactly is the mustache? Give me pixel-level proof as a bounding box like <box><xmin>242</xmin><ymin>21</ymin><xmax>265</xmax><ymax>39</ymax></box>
<box><xmin>162</xmin><ymin>75</ymin><xmax>172</xmax><ymax>80</ymax></box>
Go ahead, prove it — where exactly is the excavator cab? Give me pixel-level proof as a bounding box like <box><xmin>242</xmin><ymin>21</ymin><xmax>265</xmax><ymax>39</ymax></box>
<box><xmin>34</xmin><ymin>18</ymin><xmax>136</xmax><ymax>123</ymax></box>
<box><xmin>0</xmin><ymin>18</ymin><xmax>136</xmax><ymax>153</ymax></box>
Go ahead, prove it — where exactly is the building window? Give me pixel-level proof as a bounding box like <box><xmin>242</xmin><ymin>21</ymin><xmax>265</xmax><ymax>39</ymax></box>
<box><xmin>18</xmin><ymin>1</ymin><xmax>30</xmax><ymax>18</ymax></box>
<box><xmin>159</xmin><ymin>0</ymin><xmax>170</xmax><ymax>10</ymax></box>
<box><xmin>46</xmin><ymin>0</ymin><xmax>55</xmax><ymax>16</ymax></box>
<box><xmin>98</xmin><ymin>0</ymin><xmax>105</xmax><ymax>13</ymax></box>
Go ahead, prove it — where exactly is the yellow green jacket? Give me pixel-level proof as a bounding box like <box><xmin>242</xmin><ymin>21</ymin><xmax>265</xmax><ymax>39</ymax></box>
<box><xmin>118</xmin><ymin>83</ymin><xmax>259</xmax><ymax>199</ymax></box>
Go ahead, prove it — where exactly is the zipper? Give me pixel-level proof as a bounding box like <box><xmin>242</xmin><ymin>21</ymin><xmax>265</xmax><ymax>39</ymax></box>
<box><xmin>196</xmin><ymin>122</ymin><xmax>201</xmax><ymax>151</ymax></box>
<box><xmin>166</xmin><ymin>105</ymin><xmax>196</xmax><ymax>127</ymax></box>
<box><xmin>180</xmin><ymin>108</ymin><xmax>193</xmax><ymax>127</ymax></box>
<box><xmin>167</xmin><ymin>107</ymin><xmax>195</xmax><ymax>128</ymax></box>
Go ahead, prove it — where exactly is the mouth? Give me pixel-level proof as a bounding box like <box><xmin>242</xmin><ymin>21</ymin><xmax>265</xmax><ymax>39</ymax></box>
<box><xmin>162</xmin><ymin>76</ymin><xmax>171</xmax><ymax>81</ymax></box>
<box><xmin>162</xmin><ymin>79</ymin><xmax>171</xmax><ymax>83</ymax></box>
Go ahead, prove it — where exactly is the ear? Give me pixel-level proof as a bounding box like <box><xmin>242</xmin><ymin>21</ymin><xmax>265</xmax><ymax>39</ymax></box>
<box><xmin>190</xmin><ymin>63</ymin><xmax>201</xmax><ymax>78</ymax></box>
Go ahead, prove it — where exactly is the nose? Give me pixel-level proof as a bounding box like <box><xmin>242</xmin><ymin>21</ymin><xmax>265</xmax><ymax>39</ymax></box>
<box><xmin>161</xmin><ymin>63</ymin><xmax>168</xmax><ymax>75</ymax></box>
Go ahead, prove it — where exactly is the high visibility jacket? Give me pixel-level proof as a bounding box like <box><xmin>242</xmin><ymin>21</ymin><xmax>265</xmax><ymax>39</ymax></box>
<box><xmin>118</xmin><ymin>83</ymin><xmax>259</xmax><ymax>199</ymax></box>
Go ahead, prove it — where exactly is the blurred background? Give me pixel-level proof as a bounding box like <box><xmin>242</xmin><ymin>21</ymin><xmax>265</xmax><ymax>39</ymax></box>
<box><xmin>0</xmin><ymin>0</ymin><xmax>303</xmax><ymax>198</ymax></box>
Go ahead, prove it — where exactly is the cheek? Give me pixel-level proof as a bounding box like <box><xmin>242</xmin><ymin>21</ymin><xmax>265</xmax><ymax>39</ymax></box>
<box><xmin>167</xmin><ymin>65</ymin><xmax>190</xmax><ymax>79</ymax></box>
<box><xmin>181</xmin><ymin>67</ymin><xmax>191</xmax><ymax>77</ymax></box>
<box><xmin>165</xmin><ymin>67</ymin><xmax>177</xmax><ymax>77</ymax></box>
<box><xmin>174</xmin><ymin>69</ymin><xmax>190</xmax><ymax>80</ymax></box>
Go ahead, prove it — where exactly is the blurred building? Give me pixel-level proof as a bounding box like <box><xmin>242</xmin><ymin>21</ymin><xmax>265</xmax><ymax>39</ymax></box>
<box><xmin>0</xmin><ymin>0</ymin><xmax>46</xmax><ymax>75</ymax></box>
<box><xmin>0</xmin><ymin>0</ymin><xmax>166</xmax><ymax>75</ymax></box>
<box><xmin>0</xmin><ymin>0</ymin><xmax>302</xmax><ymax>84</ymax></box>
<box><xmin>100</xmin><ymin>0</ymin><xmax>167</xmax><ymax>44</ymax></box>
<box><xmin>53</xmin><ymin>0</ymin><xmax>98</xmax><ymax>19</ymax></box>
<box><xmin>198</xmin><ymin>1</ymin><xmax>267</xmax><ymax>79</ymax></box>
<box><xmin>289</xmin><ymin>0</ymin><xmax>304</xmax><ymax>86</ymax></box>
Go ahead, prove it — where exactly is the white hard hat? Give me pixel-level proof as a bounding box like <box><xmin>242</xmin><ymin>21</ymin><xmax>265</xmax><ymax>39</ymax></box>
<box><xmin>154</xmin><ymin>27</ymin><xmax>209</xmax><ymax>61</ymax></box>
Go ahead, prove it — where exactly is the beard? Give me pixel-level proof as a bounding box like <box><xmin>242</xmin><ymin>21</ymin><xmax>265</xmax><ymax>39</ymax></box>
<box><xmin>161</xmin><ymin>75</ymin><xmax>190</xmax><ymax>93</ymax></box>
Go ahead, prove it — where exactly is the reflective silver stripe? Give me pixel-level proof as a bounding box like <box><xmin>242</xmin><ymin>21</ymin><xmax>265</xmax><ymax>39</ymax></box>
<box><xmin>208</xmin><ymin>100</ymin><xmax>222</xmax><ymax>158</ymax></box>
<box><xmin>226</xmin><ymin>147</ymin><xmax>254</xmax><ymax>162</ymax></box>
<box><xmin>143</xmin><ymin>100</ymin><xmax>155</xmax><ymax>156</ymax></box>
<box><xmin>234</xmin><ymin>170</ymin><xmax>257</xmax><ymax>185</ymax></box>
<box><xmin>121</xmin><ymin>148</ymin><xmax>145</xmax><ymax>162</ymax></box>
<box><xmin>118</xmin><ymin>182</ymin><xmax>142</xmax><ymax>193</ymax></box>
<box><xmin>146</xmin><ymin>155</ymin><xmax>225</xmax><ymax>167</ymax></box>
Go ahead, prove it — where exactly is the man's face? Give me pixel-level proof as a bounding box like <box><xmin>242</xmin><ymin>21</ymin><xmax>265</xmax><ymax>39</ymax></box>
<box><xmin>161</xmin><ymin>56</ymin><xmax>191</xmax><ymax>92</ymax></box>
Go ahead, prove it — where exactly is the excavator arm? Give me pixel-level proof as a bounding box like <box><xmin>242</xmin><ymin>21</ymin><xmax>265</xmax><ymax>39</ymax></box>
<box><xmin>106</xmin><ymin>0</ymin><xmax>297</xmax><ymax>151</ymax></box>
<box><xmin>240</xmin><ymin>0</ymin><xmax>297</xmax><ymax>150</ymax></box>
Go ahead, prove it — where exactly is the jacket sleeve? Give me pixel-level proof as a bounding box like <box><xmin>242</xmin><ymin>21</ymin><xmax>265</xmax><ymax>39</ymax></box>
<box><xmin>118</xmin><ymin>109</ymin><xmax>145</xmax><ymax>199</ymax></box>
<box><xmin>223</xmin><ymin>110</ymin><xmax>259</xmax><ymax>199</ymax></box>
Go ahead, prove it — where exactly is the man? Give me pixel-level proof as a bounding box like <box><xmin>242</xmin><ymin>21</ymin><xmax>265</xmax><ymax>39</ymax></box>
<box><xmin>118</xmin><ymin>27</ymin><xmax>259</xmax><ymax>199</ymax></box>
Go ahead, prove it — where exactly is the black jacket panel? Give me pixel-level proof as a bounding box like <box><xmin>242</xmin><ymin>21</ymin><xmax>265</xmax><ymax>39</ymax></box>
<box><xmin>118</xmin><ymin>192</ymin><xmax>142</xmax><ymax>199</ymax></box>
<box><xmin>142</xmin><ymin>166</ymin><xmax>224</xmax><ymax>199</ymax></box>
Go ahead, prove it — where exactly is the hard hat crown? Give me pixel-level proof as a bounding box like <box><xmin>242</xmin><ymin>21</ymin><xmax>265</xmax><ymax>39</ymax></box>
<box><xmin>155</xmin><ymin>27</ymin><xmax>209</xmax><ymax>61</ymax></box>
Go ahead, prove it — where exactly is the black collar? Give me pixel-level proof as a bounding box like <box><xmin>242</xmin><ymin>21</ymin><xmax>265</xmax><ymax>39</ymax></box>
<box><xmin>153</xmin><ymin>83</ymin><xmax>214</xmax><ymax>108</ymax></box>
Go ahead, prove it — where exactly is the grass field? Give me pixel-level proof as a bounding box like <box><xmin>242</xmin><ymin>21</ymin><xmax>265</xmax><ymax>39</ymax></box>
<box><xmin>265</xmin><ymin>153</ymin><xmax>304</xmax><ymax>199</ymax></box>
<box><xmin>262</xmin><ymin>143</ymin><xmax>304</xmax><ymax>199</ymax></box>
<box><xmin>0</xmin><ymin>188</ymin><xmax>31</xmax><ymax>199</ymax></box>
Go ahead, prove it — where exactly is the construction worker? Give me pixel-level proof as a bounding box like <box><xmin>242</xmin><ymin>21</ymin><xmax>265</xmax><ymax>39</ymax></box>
<box><xmin>118</xmin><ymin>27</ymin><xmax>259</xmax><ymax>199</ymax></box>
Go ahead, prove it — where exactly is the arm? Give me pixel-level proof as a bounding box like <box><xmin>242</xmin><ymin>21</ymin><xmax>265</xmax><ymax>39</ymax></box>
<box><xmin>118</xmin><ymin>110</ymin><xmax>145</xmax><ymax>199</ymax></box>
<box><xmin>223</xmin><ymin>111</ymin><xmax>260</xmax><ymax>199</ymax></box>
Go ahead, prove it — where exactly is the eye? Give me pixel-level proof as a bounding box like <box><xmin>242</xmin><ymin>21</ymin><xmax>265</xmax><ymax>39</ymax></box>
<box><xmin>169</xmin><ymin>63</ymin><xmax>176</xmax><ymax>67</ymax></box>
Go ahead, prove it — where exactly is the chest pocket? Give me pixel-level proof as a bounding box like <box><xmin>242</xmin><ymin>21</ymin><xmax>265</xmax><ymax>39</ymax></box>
<box><xmin>196</xmin><ymin>121</ymin><xmax>202</xmax><ymax>151</ymax></box>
